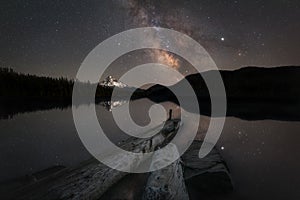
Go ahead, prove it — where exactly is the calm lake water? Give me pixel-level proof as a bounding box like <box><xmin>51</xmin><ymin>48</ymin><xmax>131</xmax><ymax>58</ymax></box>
<box><xmin>1</xmin><ymin>98</ymin><xmax>300</xmax><ymax>199</ymax></box>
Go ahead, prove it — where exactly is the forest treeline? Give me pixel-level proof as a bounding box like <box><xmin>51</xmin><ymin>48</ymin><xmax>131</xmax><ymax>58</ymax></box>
<box><xmin>1</xmin><ymin>66</ymin><xmax>300</xmax><ymax>120</ymax></box>
<box><xmin>0</xmin><ymin>67</ymin><xmax>145</xmax><ymax>119</ymax></box>
<box><xmin>0</xmin><ymin>68</ymin><xmax>113</xmax><ymax>99</ymax></box>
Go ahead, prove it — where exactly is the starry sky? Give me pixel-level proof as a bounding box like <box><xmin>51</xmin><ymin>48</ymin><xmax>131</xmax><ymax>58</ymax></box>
<box><xmin>1</xmin><ymin>0</ymin><xmax>300</xmax><ymax>78</ymax></box>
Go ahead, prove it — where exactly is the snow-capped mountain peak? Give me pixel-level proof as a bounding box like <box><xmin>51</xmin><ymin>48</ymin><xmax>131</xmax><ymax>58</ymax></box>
<box><xmin>99</xmin><ymin>76</ymin><xmax>127</xmax><ymax>88</ymax></box>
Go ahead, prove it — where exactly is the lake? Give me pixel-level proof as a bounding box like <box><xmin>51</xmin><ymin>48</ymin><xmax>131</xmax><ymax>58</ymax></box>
<box><xmin>0</xmin><ymin>98</ymin><xmax>300</xmax><ymax>199</ymax></box>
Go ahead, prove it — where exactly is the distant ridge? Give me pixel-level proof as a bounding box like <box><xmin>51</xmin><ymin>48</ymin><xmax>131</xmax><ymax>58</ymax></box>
<box><xmin>146</xmin><ymin>66</ymin><xmax>300</xmax><ymax>102</ymax></box>
<box><xmin>145</xmin><ymin>66</ymin><xmax>300</xmax><ymax>120</ymax></box>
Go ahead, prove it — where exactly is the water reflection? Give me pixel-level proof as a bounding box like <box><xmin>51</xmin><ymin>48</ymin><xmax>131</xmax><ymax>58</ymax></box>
<box><xmin>2</xmin><ymin>96</ymin><xmax>300</xmax><ymax>121</ymax></box>
<box><xmin>0</xmin><ymin>99</ymin><xmax>300</xmax><ymax>199</ymax></box>
<box><xmin>99</xmin><ymin>100</ymin><xmax>128</xmax><ymax>111</ymax></box>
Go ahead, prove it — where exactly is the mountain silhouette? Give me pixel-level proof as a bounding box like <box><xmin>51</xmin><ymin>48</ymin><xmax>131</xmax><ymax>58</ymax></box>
<box><xmin>144</xmin><ymin>66</ymin><xmax>300</xmax><ymax>120</ymax></box>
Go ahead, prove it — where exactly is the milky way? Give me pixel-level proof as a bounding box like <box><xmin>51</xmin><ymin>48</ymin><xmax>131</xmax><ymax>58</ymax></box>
<box><xmin>0</xmin><ymin>0</ymin><xmax>300</xmax><ymax>77</ymax></box>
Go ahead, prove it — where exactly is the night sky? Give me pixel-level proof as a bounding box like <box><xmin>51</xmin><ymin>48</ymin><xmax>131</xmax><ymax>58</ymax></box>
<box><xmin>1</xmin><ymin>0</ymin><xmax>300</xmax><ymax>78</ymax></box>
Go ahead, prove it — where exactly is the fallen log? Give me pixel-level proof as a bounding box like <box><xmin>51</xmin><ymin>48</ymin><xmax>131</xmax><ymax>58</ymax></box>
<box><xmin>11</xmin><ymin>118</ymin><xmax>181</xmax><ymax>200</ymax></box>
<box><xmin>142</xmin><ymin>144</ymin><xmax>189</xmax><ymax>200</ymax></box>
<box><xmin>98</xmin><ymin>140</ymin><xmax>234</xmax><ymax>200</ymax></box>
<box><xmin>8</xmin><ymin>116</ymin><xmax>233</xmax><ymax>200</ymax></box>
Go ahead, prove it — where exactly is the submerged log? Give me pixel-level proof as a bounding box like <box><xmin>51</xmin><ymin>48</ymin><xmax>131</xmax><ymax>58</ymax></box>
<box><xmin>11</xmin><ymin>118</ymin><xmax>181</xmax><ymax>200</ymax></box>
<box><xmin>181</xmin><ymin>140</ymin><xmax>233</xmax><ymax>195</ymax></box>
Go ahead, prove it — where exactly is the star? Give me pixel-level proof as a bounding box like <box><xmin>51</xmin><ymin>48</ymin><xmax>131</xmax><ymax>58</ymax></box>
<box><xmin>221</xmin><ymin>37</ymin><xmax>225</xmax><ymax>41</ymax></box>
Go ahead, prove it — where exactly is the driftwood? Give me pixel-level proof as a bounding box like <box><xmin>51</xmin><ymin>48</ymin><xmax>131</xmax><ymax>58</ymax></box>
<box><xmin>10</xmin><ymin>118</ymin><xmax>181</xmax><ymax>200</ymax></box>
<box><xmin>6</xmin><ymin>115</ymin><xmax>233</xmax><ymax>200</ymax></box>
<box><xmin>99</xmin><ymin>140</ymin><xmax>233</xmax><ymax>200</ymax></box>
<box><xmin>142</xmin><ymin>144</ymin><xmax>189</xmax><ymax>200</ymax></box>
